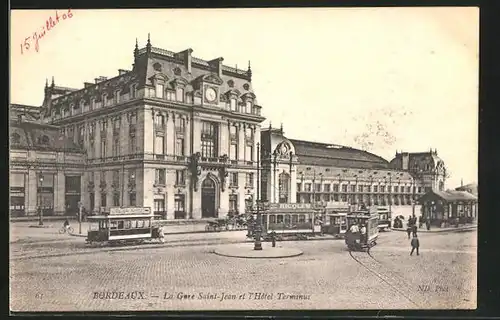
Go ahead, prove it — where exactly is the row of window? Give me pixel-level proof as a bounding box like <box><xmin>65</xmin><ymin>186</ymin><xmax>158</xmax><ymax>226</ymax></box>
<box><xmin>55</xmin><ymin>85</ymin><xmax>138</xmax><ymax>119</ymax></box>
<box><xmin>154</xmin><ymin>169</ymin><xmax>186</xmax><ymax>186</ymax></box>
<box><xmin>153</xmin><ymin>84</ymin><xmax>256</xmax><ymax>115</ymax></box>
<box><xmin>153</xmin><ymin>170</ymin><xmax>255</xmax><ymax>188</ymax></box>
<box><xmin>89</xmin><ymin>192</ymin><xmax>136</xmax><ymax>209</ymax></box>
<box><xmin>297</xmin><ymin>183</ymin><xmax>424</xmax><ymax>194</ymax></box>
<box><xmin>298</xmin><ymin>193</ymin><xmax>417</xmax><ymax>204</ymax></box>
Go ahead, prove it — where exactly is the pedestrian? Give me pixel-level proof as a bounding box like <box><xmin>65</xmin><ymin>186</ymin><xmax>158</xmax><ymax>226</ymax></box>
<box><xmin>406</xmin><ymin>226</ymin><xmax>412</xmax><ymax>239</ymax></box>
<box><xmin>418</xmin><ymin>215</ymin><xmax>423</xmax><ymax>228</ymax></box>
<box><xmin>426</xmin><ymin>219</ymin><xmax>431</xmax><ymax>231</ymax></box>
<box><xmin>349</xmin><ymin>223</ymin><xmax>359</xmax><ymax>234</ymax></box>
<box><xmin>360</xmin><ymin>224</ymin><xmax>367</xmax><ymax>244</ymax></box>
<box><xmin>158</xmin><ymin>225</ymin><xmax>165</xmax><ymax>243</ymax></box>
<box><xmin>410</xmin><ymin>234</ymin><xmax>420</xmax><ymax>256</ymax></box>
<box><xmin>270</xmin><ymin>230</ymin><xmax>277</xmax><ymax>247</ymax></box>
<box><xmin>412</xmin><ymin>224</ymin><xmax>418</xmax><ymax>237</ymax></box>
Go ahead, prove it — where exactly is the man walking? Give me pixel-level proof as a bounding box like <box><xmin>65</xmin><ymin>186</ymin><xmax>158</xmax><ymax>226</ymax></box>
<box><xmin>410</xmin><ymin>234</ymin><xmax>420</xmax><ymax>256</ymax></box>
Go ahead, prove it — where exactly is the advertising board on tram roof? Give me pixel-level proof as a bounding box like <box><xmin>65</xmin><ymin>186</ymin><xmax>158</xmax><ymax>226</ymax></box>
<box><xmin>108</xmin><ymin>207</ymin><xmax>152</xmax><ymax>215</ymax></box>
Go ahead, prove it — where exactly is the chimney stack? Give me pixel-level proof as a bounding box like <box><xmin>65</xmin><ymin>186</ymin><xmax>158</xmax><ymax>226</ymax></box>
<box><xmin>209</xmin><ymin>57</ymin><xmax>224</xmax><ymax>78</ymax></box>
<box><xmin>176</xmin><ymin>48</ymin><xmax>193</xmax><ymax>74</ymax></box>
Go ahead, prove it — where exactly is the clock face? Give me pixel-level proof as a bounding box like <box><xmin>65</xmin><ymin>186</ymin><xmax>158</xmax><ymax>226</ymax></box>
<box><xmin>205</xmin><ymin>87</ymin><xmax>217</xmax><ymax>102</ymax></box>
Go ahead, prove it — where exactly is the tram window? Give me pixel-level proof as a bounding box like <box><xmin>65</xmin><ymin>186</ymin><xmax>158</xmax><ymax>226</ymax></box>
<box><xmin>277</xmin><ymin>215</ymin><xmax>284</xmax><ymax>223</ymax></box>
<box><xmin>284</xmin><ymin>215</ymin><xmax>291</xmax><ymax>224</ymax></box>
<box><xmin>299</xmin><ymin>214</ymin><xmax>305</xmax><ymax>223</ymax></box>
<box><xmin>124</xmin><ymin>220</ymin><xmax>131</xmax><ymax>229</ymax></box>
<box><xmin>130</xmin><ymin>220</ymin><xmax>137</xmax><ymax>228</ymax></box>
<box><xmin>110</xmin><ymin>221</ymin><xmax>118</xmax><ymax>229</ymax></box>
<box><xmin>117</xmin><ymin>221</ymin><xmax>124</xmax><ymax>229</ymax></box>
<box><xmin>137</xmin><ymin>220</ymin><xmax>144</xmax><ymax>228</ymax></box>
<box><xmin>144</xmin><ymin>220</ymin><xmax>150</xmax><ymax>228</ymax></box>
<box><xmin>269</xmin><ymin>215</ymin><xmax>276</xmax><ymax>223</ymax></box>
<box><xmin>291</xmin><ymin>215</ymin><xmax>298</xmax><ymax>224</ymax></box>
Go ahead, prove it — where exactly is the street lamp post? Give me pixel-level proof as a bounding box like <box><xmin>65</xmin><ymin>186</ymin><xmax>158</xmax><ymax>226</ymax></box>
<box><xmin>312</xmin><ymin>170</ymin><xmax>316</xmax><ymax>206</ymax></box>
<box><xmin>411</xmin><ymin>177</ymin><xmax>416</xmax><ymax>217</ymax></box>
<box><xmin>353</xmin><ymin>175</ymin><xmax>358</xmax><ymax>207</ymax></box>
<box><xmin>273</xmin><ymin>150</ymin><xmax>277</xmax><ymax>203</ymax></box>
<box><xmin>387</xmin><ymin>173</ymin><xmax>392</xmax><ymax>217</ymax></box>
<box><xmin>38</xmin><ymin>173</ymin><xmax>44</xmax><ymax>226</ymax></box>
<box><xmin>254</xmin><ymin>142</ymin><xmax>263</xmax><ymax>251</ymax></box>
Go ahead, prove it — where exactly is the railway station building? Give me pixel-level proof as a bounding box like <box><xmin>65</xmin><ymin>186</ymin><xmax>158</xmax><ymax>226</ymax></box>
<box><xmin>10</xmin><ymin>36</ymin><xmax>451</xmax><ymax>220</ymax></box>
<box><xmin>260</xmin><ymin>126</ymin><xmax>448</xmax><ymax>216</ymax></box>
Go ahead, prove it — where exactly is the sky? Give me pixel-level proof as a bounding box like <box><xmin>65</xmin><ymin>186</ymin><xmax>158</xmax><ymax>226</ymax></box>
<box><xmin>10</xmin><ymin>8</ymin><xmax>479</xmax><ymax>189</ymax></box>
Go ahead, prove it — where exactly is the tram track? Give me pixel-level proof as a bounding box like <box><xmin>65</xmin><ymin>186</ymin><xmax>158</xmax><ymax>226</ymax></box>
<box><xmin>348</xmin><ymin>249</ymin><xmax>423</xmax><ymax>308</ymax></box>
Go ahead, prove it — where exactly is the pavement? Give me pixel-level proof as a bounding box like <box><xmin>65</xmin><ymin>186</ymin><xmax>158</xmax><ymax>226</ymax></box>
<box><xmin>214</xmin><ymin>243</ymin><xmax>303</xmax><ymax>259</ymax></box>
<box><xmin>9</xmin><ymin>228</ymin><xmax>477</xmax><ymax>311</ymax></box>
<box><xmin>392</xmin><ymin>224</ymin><xmax>477</xmax><ymax>233</ymax></box>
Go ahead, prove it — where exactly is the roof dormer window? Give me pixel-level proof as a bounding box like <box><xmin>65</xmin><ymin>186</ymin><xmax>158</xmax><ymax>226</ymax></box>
<box><xmin>176</xmin><ymin>88</ymin><xmax>184</xmax><ymax>102</ymax></box>
<box><xmin>102</xmin><ymin>93</ymin><xmax>108</xmax><ymax>106</ymax></box>
<box><xmin>38</xmin><ymin>135</ymin><xmax>50</xmax><ymax>145</ymax></box>
<box><xmin>230</xmin><ymin>98</ymin><xmax>237</xmax><ymax>112</ymax></box>
<box><xmin>114</xmin><ymin>90</ymin><xmax>121</xmax><ymax>104</ymax></box>
<box><xmin>11</xmin><ymin>133</ymin><xmax>20</xmax><ymax>144</ymax></box>
<box><xmin>130</xmin><ymin>84</ymin><xmax>137</xmax><ymax>99</ymax></box>
<box><xmin>245</xmin><ymin>100</ymin><xmax>252</xmax><ymax>114</ymax></box>
<box><xmin>155</xmin><ymin>83</ymin><xmax>164</xmax><ymax>99</ymax></box>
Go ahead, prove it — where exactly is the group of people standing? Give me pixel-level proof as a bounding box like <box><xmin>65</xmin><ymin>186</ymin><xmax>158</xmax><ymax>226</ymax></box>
<box><xmin>406</xmin><ymin>215</ymin><xmax>420</xmax><ymax>256</ymax></box>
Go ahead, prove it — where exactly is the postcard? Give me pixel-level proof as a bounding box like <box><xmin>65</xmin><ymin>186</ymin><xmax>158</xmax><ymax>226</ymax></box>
<box><xmin>10</xmin><ymin>7</ymin><xmax>478</xmax><ymax>312</ymax></box>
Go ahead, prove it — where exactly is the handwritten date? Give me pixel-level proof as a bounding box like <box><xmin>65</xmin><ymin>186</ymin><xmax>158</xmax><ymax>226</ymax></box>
<box><xmin>20</xmin><ymin>9</ymin><xmax>73</xmax><ymax>54</ymax></box>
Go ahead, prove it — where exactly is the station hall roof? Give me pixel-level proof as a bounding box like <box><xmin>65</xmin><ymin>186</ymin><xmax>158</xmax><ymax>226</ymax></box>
<box><xmin>289</xmin><ymin>139</ymin><xmax>390</xmax><ymax>169</ymax></box>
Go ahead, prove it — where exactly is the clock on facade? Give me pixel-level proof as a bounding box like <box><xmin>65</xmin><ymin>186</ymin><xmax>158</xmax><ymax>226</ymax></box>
<box><xmin>205</xmin><ymin>87</ymin><xmax>217</xmax><ymax>102</ymax></box>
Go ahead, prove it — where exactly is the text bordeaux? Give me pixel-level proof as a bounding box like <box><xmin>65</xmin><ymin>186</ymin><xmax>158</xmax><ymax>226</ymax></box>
<box><xmin>20</xmin><ymin>9</ymin><xmax>74</xmax><ymax>54</ymax></box>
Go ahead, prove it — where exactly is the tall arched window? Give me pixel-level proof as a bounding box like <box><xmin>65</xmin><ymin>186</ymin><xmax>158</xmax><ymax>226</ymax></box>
<box><xmin>278</xmin><ymin>172</ymin><xmax>290</xmax><ymax>204</ymax></box>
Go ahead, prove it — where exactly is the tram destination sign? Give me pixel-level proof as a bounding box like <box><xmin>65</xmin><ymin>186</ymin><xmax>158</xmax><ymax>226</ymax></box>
<box><xmin>108</xmin><ymin>207</ymin><xmax>152</xmax><ymax>215</ymax></box>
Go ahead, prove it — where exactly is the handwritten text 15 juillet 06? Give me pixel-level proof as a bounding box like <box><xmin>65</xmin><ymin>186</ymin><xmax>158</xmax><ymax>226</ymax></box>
<box><xmin>20</xmin><ymin>9</ymin><xmax>74</xmax><ymax>55</ymax></box>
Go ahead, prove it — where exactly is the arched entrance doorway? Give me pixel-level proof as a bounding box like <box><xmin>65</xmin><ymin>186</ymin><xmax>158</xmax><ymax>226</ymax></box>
<box><xmin>201</xmin><ymin>177</ymin><xmax>217</xmax><ymax>218</ymax></box>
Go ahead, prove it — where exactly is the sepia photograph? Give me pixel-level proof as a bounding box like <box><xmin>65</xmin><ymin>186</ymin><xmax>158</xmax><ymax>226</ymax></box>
<box><xmin>9</xmin><ymin>7</ymin><xmax>478</xmax><ymax>312</ymax></box>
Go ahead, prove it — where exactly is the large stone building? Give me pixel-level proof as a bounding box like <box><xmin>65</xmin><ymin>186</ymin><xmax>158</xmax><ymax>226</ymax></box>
<box><xmin>9</xmin><ymin>37</ymin><xmax>448</xmax><ymax>219</ymax></box>
<box><xmin>36</xmin><ymin>36</ymin><xmax>264</xmax><ymax>219</ymax></box>
<box><xmin>260</xmin><ymin>127</ymin><xmax>447</xmax><ymax>212</ymax></box>
<box><xmin>9</xmin><ymin>104</ymin><xmax>86</xmax><ymax>217</ymax></box>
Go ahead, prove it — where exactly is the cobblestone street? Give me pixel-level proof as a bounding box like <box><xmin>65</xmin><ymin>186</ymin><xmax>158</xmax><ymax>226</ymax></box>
<box><xmin>10</xmin><ymin>229</ymin><xmax>476</xmax><ymax>311</ymax></box>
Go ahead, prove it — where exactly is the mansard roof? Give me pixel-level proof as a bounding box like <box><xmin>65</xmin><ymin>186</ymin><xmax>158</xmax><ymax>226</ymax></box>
<box><xmin>389</xmin><ymin>150</ymin><xmax>444</xmax><ymax>171</ymax></box>
<box><xmin>46</xmin><ymin>42</ymin><xmax>256</xmax><ymax>113</ymax></box>
<box><xmin>10</xmin><ymin>120</ymin><xmax>84</xmax><ymax>153</ymax></box>
<box><xmin>10</xmin><ymin>104</ymin><xmax>41</xmax><ymax>121</ymax></box>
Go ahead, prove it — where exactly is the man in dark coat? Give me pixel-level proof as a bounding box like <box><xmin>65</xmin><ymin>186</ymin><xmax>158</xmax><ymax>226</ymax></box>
<box><xmin>410</xmin><ymin>234</ymin><xmax>420</xmax><ymax>256</ymax></box>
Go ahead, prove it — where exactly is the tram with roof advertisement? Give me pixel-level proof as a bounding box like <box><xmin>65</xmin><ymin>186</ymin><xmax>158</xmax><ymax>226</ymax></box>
<box><xmin>248</xmin><ymin>203</ymin><xmax>350</xmax><ymax>241</ymax></box>
<box><xmin>345</xmin><ymin>210</ymin><xmax>379</xmax><ymax>251</ymax></box>
<box><xmin>85</xmin><ymin>207</ymin><xmax>163</xmax><ymax>246</ymax></box>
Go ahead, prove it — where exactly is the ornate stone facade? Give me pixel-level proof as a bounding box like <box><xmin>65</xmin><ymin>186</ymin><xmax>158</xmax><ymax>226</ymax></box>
<box><xmin>37</xmin><ymin>37</ymin><xmax>265</xmax><ymax>219</ymax></box>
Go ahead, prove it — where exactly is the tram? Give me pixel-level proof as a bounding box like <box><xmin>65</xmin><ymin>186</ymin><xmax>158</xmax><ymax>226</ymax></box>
<box><xmin>376</xmin><ymin>206</ymin><xmax>392</xmax><ymax>231</ymax></box>
<box><xmin>345</xmin><ymin>210</ymin><xmax>379</xmax><ymax>251</ymax></box>
<box><xmin>250</xmin><ymin>203</ymin><xmax>350</xmax><ymax>240</ymax></box>
<box><xmin>85</xmin><ymin>207</ymin><xmax>160</xmax><ymax>246</ymax></box>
